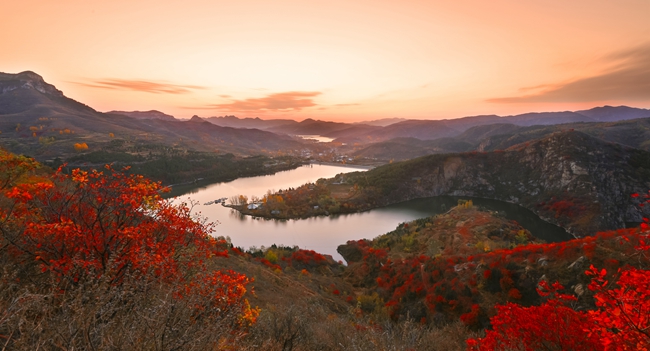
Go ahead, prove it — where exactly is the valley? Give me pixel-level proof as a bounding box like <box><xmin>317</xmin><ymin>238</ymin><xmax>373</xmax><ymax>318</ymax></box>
<box><xmin>2</xmin><ymin>70</ymin><xmax>650</xmax><ymax>350</ymax></box>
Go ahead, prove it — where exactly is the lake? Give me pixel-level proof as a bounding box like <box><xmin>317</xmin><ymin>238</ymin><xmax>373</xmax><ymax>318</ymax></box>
<box><xmin>296</xmin><ymin>135</ymin><xmax>336</xmax><ymax>143</ymax></box>
<box><xmin>170</xmin><ymin>164</ymin><xmax>571</xmax><ymax>262</ymax></box>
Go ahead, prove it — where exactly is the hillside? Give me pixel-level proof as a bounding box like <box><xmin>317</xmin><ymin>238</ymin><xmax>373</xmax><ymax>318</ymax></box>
<box><xmin>2</xmin><ymin>148</ymin><xmax>649</xmax><ymax>350</ymax></box>
<box><xmin>204</xmin><ymin>115</ymin><xmax>298</xmax><ymax>129</ymax></box>
<box><xmin>350</xmin><ymin>137</ymin><xmax>474</xmax><ymax>161</ymax></box>
<box><xmin>0</xmin><ymin>151</ymin><xmax>480</xmax><ymax>350</ymax></box>
<box><xmin>330</xmin><ymin>106</ymin><xmax>650</xmax><ymax>145</ymax></box>
<box><xmin>0</xmin><ymin>71</ymin><xmax>307</xmax><ymax>162</ymax></box>
<box><xmin>477</xmin><ymin>117</ymin><xmax>650</xmax><ymax>152</ymax></box>
<box><xmin>350</xmin><ymin>131</ymin><xmax>650</xmax><ymax>236</ymax></box>
<box><xmin>235</xmin><ymin>130</ymin><xmax>650</xmax><ymax>237</ymax></box>
<box><xmin>107</xmin><ymin>110</ymin><xmax>177</xmax><ymax>121</ymax></box>
<box><xmin>344</xmin><ymin>116</ymin><xmax>650</xmax><ymax>162</ymax></box>
<box><xmin>338</xmin><ymin>203</ymin><xmax>650</xmax><ymax>338</ymax></box>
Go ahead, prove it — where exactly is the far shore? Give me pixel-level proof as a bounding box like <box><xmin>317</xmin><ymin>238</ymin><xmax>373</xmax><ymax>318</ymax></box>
<box><xmin>308</xmin><ymin>161</ymin><xmax>376</xmax><ymax>170</ymax></box>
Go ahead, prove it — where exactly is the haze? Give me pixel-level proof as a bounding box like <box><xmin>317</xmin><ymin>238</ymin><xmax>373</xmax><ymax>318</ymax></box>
<box><xmin>2</xmin><ymin>0</ymin><xmax>649</xmax><ymax>121</ymax></box>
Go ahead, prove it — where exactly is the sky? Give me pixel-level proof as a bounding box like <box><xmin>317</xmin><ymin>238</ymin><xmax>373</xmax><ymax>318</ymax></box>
<box><xmin>2</xmin><ymin>0</ymin><xmax>649</xmax><ymax>122</ymax></box>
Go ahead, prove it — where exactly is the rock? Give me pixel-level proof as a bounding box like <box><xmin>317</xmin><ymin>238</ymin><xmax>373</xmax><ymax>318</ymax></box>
<box><xmin>337</xmin><ymin>243</ymin><xmax>363</xmax><ymax>263</ymax></box>
<box><xmin>567</xmin><ymin>256</ymin><xmax>587</xmax><ymax>271</ymax></box>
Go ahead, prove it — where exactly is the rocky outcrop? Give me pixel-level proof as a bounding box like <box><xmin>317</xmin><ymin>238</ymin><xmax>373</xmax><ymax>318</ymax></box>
<box><xmin>0</xmin><ymin>71</ymin><xmax>64</xmax><ymax>97</ymax></box>
<box><xmin>355</xmin><ymin>131</ymin><xmax>650</xmax><ymax>237</ymax></box>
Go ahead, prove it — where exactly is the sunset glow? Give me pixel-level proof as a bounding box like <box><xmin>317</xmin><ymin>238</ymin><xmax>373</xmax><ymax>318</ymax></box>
<box><xmin>2</xmin><ymin>0</ymin><xmax>649</xmax><ymax>121</ymax></box>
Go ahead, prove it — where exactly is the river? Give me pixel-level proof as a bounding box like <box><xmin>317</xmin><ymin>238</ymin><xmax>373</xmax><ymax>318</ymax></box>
<box><xmin>169</xmin><ymin>164</ymin><xmax>571</xmax><ymax>262</ymax></box>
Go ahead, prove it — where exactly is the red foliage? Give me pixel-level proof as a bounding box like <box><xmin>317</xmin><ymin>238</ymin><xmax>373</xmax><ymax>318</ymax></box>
<box><xmin>256</xmin><ymin>258</ymin><xmax>282</xmax><ymax>271</ymax></box>
<box><xmin>468</xmin><ymin>209</ymin><xmax>650</xmax><ymax>350</ymax></box>
<box><xmin>467</xmin><ymin>286</ymin><xmax>602</xmax><ymax>351</ymax></box>
<box><xmin>0</xmin><ymin>160</ymin><xmax>257</xmax><ymax>324</ymax></box>
<box><xmin>507</xmin><ymin>288</ymin><xmax>522</xmax><ymax>300</ymax></box>
<box><xmin>460</xmin><ymin>304</ymin><xmax>481</xmax><ymax>328</ymax></box>
<box><xmin>586</xmin><ymin>264</ymin><xmax>650</xmax><ymax>350</ymax></box>
<box><xmin>282</xmin><ymin>249</ymin><xmax>328</xmax><ymax>270</ymax></box>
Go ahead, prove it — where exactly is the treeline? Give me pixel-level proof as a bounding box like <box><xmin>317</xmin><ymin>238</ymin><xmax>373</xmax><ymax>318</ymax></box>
<box><xmin>62</xmin><ymin>140</ymin><xmax>304</xmax><ymax>185</ymax></box>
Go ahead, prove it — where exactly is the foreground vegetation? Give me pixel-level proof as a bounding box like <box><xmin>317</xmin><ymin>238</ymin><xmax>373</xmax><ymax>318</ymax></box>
<box><xmin>1</xmin><ymin>148</ymin><xmax>649</xmax><ymax>350</ymax></box>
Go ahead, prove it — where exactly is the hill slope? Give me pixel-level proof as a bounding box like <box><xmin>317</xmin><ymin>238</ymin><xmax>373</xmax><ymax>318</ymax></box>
<box><xmin>0</xmin><ymin>71</ymin><xmax>306</xmax><ymax>161</ymax></box>
<box><xmin>354</xmin><ymin>131</ymin><xmax>650</xmax><ymax>235</ymax></box>
<box><xmin>240</xmin><ymin>131</ymin><xmax>650</xmax><ymax>237</ymax></box>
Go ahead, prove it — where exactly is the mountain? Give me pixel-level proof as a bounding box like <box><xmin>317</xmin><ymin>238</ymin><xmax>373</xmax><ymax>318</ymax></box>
<box><xmin>347</xmin><ymin>112</ymin><xmax>590</xmax><ymax>143</ymax></box>
<box><xmin>353</xmin><ymin>117</ymin><xmax>407</xmax><ymax>127</ymax></box>
<box><xmin>0</xmin><ymin>71</ymin><xmax>306</xmax><ymax>161</ymax></box>
<box><xmin>347</xmin><ymin>114</ymin><xmax>650</xmax><ymax>163</ymax></box>
<box><xmin>350</xmin><ymin>137</ymin><xmax>473</xmax><ymax>160</ymax></box>
<box><xmin>355</xmin><ymin>131</ymin><xmax>650</xmax><ymax>236</ymax></box>
<box><xmin>504</xmin><ymin>111</ymin><xmax>594</xmax><ymax>125</ymax></box>
<box><xmin>0</xmin><ymin>71</ymin><xmax>97</xmax><ymax>116</ymax></box>
<box><xmin>108</xmin><ymin>110</ymin><xmax>177</xmax><ymax>121</ymax></box>
<box><xmin>577</xmin><ymin>105</ymin><xmax>650</xmax><ymax>122</ymax></box>
<box><xmin>331</xmin><ymin>108</ymin><xmax>650</xmax><ymax>144</ymax></box>
<box><xmin>266</xmin><ymin>118</ymin><xmax>361</xmax><ymax>136</ymax></box>
<box><xmin>475</xmin><ymin>117</ymin><xmax>650</xmax><ymax>152</ymax></box>
<box><xmin>189</xmin><ymin>106</ymin><xmax>649</xmax><ymax>147</ymax></box>
<box><xmin>203</xmin><ymin>115</ymin><xmax>298</xmax><ymax>130</ymax></box>
<box><xmin>259</xmin><ymin>130</ymin><xmax>650</xmax><ymax>237</ymax></box>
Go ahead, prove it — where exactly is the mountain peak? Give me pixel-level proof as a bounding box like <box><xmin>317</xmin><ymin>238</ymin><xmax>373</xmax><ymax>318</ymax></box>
<box><xmin>0</xmin><ymin>70</ymin><xmax>64</xmax><ymax>97</ymax></box>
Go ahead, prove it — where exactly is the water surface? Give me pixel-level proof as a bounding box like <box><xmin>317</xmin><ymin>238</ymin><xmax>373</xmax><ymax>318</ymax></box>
<box><xmin>171</xmin><ymin>164</ymin><xmax>571</xmax><ymax>262</ymax></box>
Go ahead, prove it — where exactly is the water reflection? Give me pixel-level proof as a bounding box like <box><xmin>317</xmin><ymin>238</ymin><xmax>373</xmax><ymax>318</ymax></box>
<box><xmin>171</xmin><ymin>165</ymin><xmax>571</xmax><ymax>262</ymax></box>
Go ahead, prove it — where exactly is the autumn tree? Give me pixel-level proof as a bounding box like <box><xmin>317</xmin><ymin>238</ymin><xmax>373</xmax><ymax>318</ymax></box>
<box><xmin>0</xmin><ymin>151</ymin><xmax>258</xmax><ymax>348</ymax></box>
<box><xmin>467</xmin><ymin>210</ymin><xmax>650</xmax><ymax>350</ymax></box>
<box><xmin>74</xmin><ymin>142</ymin><xmax>88</xmax><ymax>151</ymax></box>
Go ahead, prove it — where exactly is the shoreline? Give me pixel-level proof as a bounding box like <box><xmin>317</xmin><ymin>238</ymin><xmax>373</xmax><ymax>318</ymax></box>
<box><xmin>308</xmin><ymin>161</ymin><xmax>376</xmax><ymax>170</ymax></box>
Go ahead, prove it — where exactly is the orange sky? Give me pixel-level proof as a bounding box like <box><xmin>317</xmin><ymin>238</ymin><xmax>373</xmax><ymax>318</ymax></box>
<box><xmin>2</xmin><ymin>0</ymin><xmax>649</xmax><ymax>122</ymax></box>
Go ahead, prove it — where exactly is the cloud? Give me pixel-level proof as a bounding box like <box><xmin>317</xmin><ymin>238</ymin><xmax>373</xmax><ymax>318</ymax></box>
<box><xmin>487</xmin><ymin>43</ymin><xmax>650</xmax><ymax>103</ymax></box>
<box><xmin>206</xmin><ymin>91</ymin><xmax>321</xmax><ymax>111</ymax></box>
<box><xmin>75</xmin><ymin>79</ymin><xmax>206</xmax><ymax>94</ymax></box>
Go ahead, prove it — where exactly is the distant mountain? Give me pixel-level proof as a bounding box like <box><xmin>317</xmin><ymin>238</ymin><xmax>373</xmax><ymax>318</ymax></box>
<box><xmin>198</xmin><ymin>106</ymin><xmax>649</xmax><ymax>145</ymax></box>
<box><xmin>474</xmin><ymin>117</ymin><xmax>650</xmax><ymax>152</ymax></box>
<box><xmin>0</xmin><ymin>71</ymin><xmax>305</xmax><ymax>160</ymax></box>
<box><xmin>351</xmin><ymin>116</ymin><xmax>650</xmax><ymax>162</ymax></box>
<box><xmin>333</xmin><ymin>108</ymin><xmax>650</xmax><ymax>144</ymax></box>
<box><xmin>504</xmin><ymin>111</ymin><xmax>594</xmax><ymax>126</ymax></box>
<box><xmin>266</xmin><ymin>118</ymin><xmax>372</xmax><ymax>136</ymax></box>
<box><xmin>350</xmin><ymin>137</ymin><xmax>473</xmax><ymax>160</ymax></box>
<box><xmin>108</xmin><ymin>110</ymin><xmax>177</xmax><ymax>121</ymax></box>
<box><xmin>353</xmin><ymin>117</ymin><xmax>407</xmax><ymax>127</ymax></box>
<box><xmin>204</xmin><ymin>115</ymin><xmax>297</xmax><ymax>130</ymax></box>
<box><xmin>188</xmin><ymin>115</ymin><xmax>205</xmax><ymax>122</ymax></box>
<box><xmin>576</xmin><ymin>105</ymin><xmax>650</xmax><ymax>122</ymax></box>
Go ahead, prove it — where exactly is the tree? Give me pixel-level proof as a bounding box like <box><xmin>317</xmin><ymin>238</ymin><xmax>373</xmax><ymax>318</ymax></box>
<box><xmin>0</xmin><ymin>156</ymin><xmax>258</xmax><ymax>347</ymax></box>
<box><xmin>467</xmin><ymin>281</ymin><xmax>602</xmax><ymax>350</ymax></box>
<box><xmin>467</xmin><ymin>224</ymin><xmax>650</xmax><ymax>351</ymax></box>
<box><xmin>74</xmin><ymin>142</ymin><xmax>88</xmax><ymax>151</ymax></box>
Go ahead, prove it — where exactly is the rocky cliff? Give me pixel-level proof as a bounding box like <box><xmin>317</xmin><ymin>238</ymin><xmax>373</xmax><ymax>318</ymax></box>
<box><xmin>350</xmin><ymin>130</ymin><xmax>650</xmax><ymax>237</ymax></box>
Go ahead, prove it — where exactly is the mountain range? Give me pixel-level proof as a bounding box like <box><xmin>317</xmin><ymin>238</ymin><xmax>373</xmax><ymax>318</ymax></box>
<box><xmin>2</xmin><ymin>69</ymin><xmax>650</xmax><ymax>170</ymax></box>
<box><xmin>200</xmin><ymin>106</ymin><xmax>650</xmax><ymax>145</ymax></box>
<box><xmin>0</xmin><ymin>71</ymin><xmax>304</xmax><ymax>161</ymax></box>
